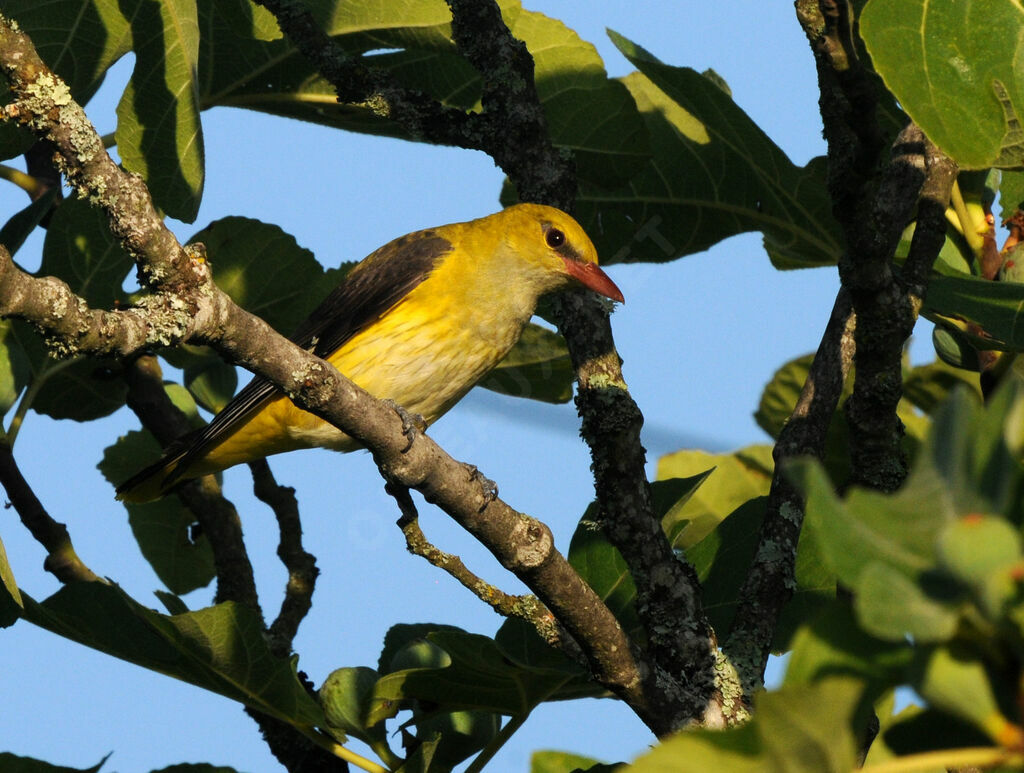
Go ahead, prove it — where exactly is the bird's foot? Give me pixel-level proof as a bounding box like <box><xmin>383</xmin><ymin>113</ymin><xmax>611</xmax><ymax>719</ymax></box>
<box><xmin>463</xmin><ymin>463</ymin><xmax>498</xmax><ymax>511</ymax></box>
<box><xmin>384</xmin><ymin>400</ymin><xmax>427</xmax><ymax>453</ymax></box>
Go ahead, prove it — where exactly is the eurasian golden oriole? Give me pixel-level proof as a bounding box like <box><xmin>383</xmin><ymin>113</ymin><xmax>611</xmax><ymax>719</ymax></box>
<box><xmin>117</xmin><ymin>204</ymin><xmax>622</xmax><ymax>502</ymax></box>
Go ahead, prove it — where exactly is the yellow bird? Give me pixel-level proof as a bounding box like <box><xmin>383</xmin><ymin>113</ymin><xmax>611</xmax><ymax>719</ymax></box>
<box><xmin>117</xmin><ymin>204</ymin><xmax>623</xmax><ymax>502</ymax></box>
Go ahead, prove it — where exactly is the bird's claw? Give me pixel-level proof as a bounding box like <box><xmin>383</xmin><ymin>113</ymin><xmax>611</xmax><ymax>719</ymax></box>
<box><xmin>463</xmin><ymin>463</ymin><xmax>498</xmax><ymax>511</ymax></box>
<box><xmin>384</xmin><ymin>399</ymin><xmax>427</xmax><ymax>453</ymax></box>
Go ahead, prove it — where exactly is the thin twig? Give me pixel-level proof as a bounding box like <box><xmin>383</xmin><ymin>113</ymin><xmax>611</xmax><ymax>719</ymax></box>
<box><xmin>0</xmin><ymin>439</ymin><xmax>100</xmax><ymax>584</ymax></box>
<box><xmin>0</xmin><ymin>17</ymin><xmax>666</xmax><ymax>732</ymax></box>
<box><xmin>123</xmin><ymin>356</ymin><xmax>262</xmax><ymax>613</ymax></box>
<box><xmin>387</xmin><ymin>483</ymin><xmax>568</xmax><ymax>651</ymax></box>
<box><xmin>250</xmin><ymin>458</ymin><xmax>318</xmax><ymax>657</ymax></box>
<box><xmin>248</xmin><ymin>0</ymin><xmax>709</xmax><ymax>733</ymax></box>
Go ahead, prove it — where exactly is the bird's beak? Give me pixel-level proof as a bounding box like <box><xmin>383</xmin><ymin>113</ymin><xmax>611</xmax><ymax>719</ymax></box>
<box><xmin>562</xmin><ymin>258</ymin><xmax>625</xmax><ymax>303</ymax></box>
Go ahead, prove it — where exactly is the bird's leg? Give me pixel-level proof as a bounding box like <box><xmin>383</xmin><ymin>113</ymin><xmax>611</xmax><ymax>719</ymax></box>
<box><xmin>382</xmin><ymin>399</ymin><xmax>427</xmax><ymax>453</ymax></box>
<box><xmin>462</xmin><ymin>463</ymin><xmax>498</xmax><ymax>511</ymax></box>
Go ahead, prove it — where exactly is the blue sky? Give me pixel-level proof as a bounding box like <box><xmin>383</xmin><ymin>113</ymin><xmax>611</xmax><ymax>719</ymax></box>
<box><xmin>0</xmin><ymin>2</ymin><xmax>901</xmax><ymax>771</ymax></box>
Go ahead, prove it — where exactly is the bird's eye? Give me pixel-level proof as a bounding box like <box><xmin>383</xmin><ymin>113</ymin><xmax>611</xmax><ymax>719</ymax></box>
<box><xmin>546</xmin><ymin>228</ymin><xmax>566</xmax><ymax>248</ymax></box>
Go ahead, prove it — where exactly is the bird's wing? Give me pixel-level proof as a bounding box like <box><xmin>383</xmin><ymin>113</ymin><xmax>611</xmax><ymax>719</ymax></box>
<box><xmin>152</xmin><ymin>230</ymin><xmax>452</xmax><ymax>489</ymax></box>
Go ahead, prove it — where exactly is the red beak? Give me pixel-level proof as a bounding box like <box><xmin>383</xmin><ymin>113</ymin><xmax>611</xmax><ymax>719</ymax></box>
<box><xmin>562</xmin><ymin>258</ymin><xmax>624</xmax><ymax>303</ymax></box>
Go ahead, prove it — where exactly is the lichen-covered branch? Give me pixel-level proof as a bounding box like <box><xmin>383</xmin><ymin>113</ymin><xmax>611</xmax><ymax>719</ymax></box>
<box><xmin>388</xmin><ymin>482</ymin><xmax>570</xmax><ymax>653</ymax></box>
<box><xmin>252</xmin><ymin>0</ymin><xmax>717</xmax><ymax>731</ymax></box>
<box><xmin>840</xmin><ymin>123</ymin><xmax>927</xmax><ymax>491</ymax></box>
<box><xmin>724</xmin><ymin>3</ymin><xmax>958</xmax><ymax>696</ymax></box>
<box><xmin>725</xmin><ymin>290</ymin><xmax>855</xmax><ymax>695</ymax></box>
<box><xmin>0</xmin><ymin>14</ymin><xmax>694</xmax><ymax>735</ymax></box>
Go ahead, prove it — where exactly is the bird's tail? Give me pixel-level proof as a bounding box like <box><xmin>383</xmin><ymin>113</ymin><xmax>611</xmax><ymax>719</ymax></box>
<box><xmin>115</xmin><ymin>449</ymin><xmax>190</xmax><ymax>503</ymax></box>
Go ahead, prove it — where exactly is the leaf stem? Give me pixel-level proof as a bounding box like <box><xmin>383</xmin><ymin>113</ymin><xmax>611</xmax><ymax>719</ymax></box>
<box><xmin>465</xmin><ymin>712</ymin><xmax>530</xmax><ymax>773</ymax></box>
<box><xmin>949</xmin><ymin>179</ymin><xmax>984</xmax><ymax>255</ymax></box>
<box><xmin>299</xmin><ymin>727</ymin><xmax>388</xmax><ymax>773</ymax></box>
<box><xmin>6</xmin><ymin>357</ymin><xmax>77</xmax><ymax>447</ymax></box>
<box><xmin>0</xmin><ymin>163</ymin><xmax>45</xmax><ymax>197</ymax></box>
<box><xmin>859</xmin><ymin>746</ymin><xmax>1020</xmax><ymax>773</ymax></box>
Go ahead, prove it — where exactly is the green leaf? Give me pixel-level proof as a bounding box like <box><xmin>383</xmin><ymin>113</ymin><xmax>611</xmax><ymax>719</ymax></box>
<box><xmin>530</xmin><ymin>750</ymin><xmax>617</xmax><ymax>773</ymax></box>
<box><xmin>790</xmin><ymin>459</ymin><xmax>961</xmax><ymax>642</ymax></box>
<box><xmin>0</xmin><ymin>530</ymin><xmax>24</xmax><ymax>627</ymax></box>
<box><xmin>0</xmin><ymin>0</ymin><xmax>131</xmax><ymax>102</ymax></box>
<box><xmin>41</xmin><ymin>197</ymin><xmax>134</xmax><ymax>309</ymax></box>
<box><xmin>785</xmin><ymin>602</ymin><xmax>912</xmax><ymax>693</ymax></box>
<box><xmin>319</xmin><ymin>666</ymin><xmax>384</xmax><ymax>745</ymax></box>
<box><xmin>925</xmin><ymin>273</ymin><xmax>1024</xmax><ymax>350</ymax></box>
<box><xmin>21</xmin><ymin>583</ymin><xmax>325</xmax><ymax>727</ymax></box>
<box><xmin>0</xmin><ymin>189</ymin><xmax>60</xmax><ymax>258</ymax></box>
<box><xmin>581</xmin><ymin>32</ymin><xmax>841</xmax><ymax>269</ymax></box>
<box><xmin>861</xmin><ymin>0</ymin><xmax>1024</xmax><ymax>169</ymax></box>
<box><xmin>936</xmin><ymin>514</ymin><xmax>1022</xmax><ymax>584</ymax></box>
<box><xmin>479</xmin><ymin>323</ymin><xmax>573</xmax><ymax>403</ymax></box>
<box><xmin>910</xmin><ymin>644</ymin><xmax>1019</xmax><ymax>744</ymax></box>
<box><xmin>791</xmin><ymin>460</ymin><xmax>952</xmax><ymax>587</ymax></box>
<box><xmin>628</xmin><ymin>679</ymin><xmax>861</xmax><ymax>773</ymax></box>
<box><xmin>902</xmin><ymin>360</ymin><xmax>981</xmax><ymax>415</ymax></box>
<box><xmin>184</xmin><ymin>358</ymin><xmax>238</xmax><ymax>414</ymax></box>
<box><xmin>10</xmin><ymin>322</ymin><xmax>127</xmax><ymax>421</ymax></box>
<box><xmin>151</xmin><ymin>766</ymin><xmax>241</xmax><ymax>773</ymax></box>
<box><xmin>924</xmin><ymin>384</ymin><xmax>1024</xmax><ymax>519</ymax></box>
<box><xmin>492</xmin><ymin>618</ymin><xmax>602</xmax><ymax>701</ymax></box>
<box><xmin>188</xmin><ymin>217</ymin><xmax>328</xmax><ymax>335</ymax></box>
<box><xmin>0</xmin><ymin>319</ymin><xmax>30</xmax><ymax>417</ymax></box>
<box><xmin>655</xmin><ymin>445</ymin><xmax>773</xmax><ymax>546</ymax></box>
<box><xmin>1000</xmin><ymin>170</ymin><xmax>1024</xmax><ymax>217</ymax></box>
<box><xmin>369</xmin><ymin>629</ymin><xmax>585</xmax><ymax>726</ymax></box>
<box><xmin>117</xmin><ymin>0</ymin><xmax>204</xmax><ymax>221</ymax></box>
<box><xmin>198</xmin><ymin>0</ymin><xmax>648</xmax><ymax>191</ymax></box>
<box><xmin>98</xmin><ymin>429</ymin><xmax>215</xmax><ymax>595</ymax></box>
<box><xmin>0</xmin><ymin>752</ymin><xmax>109</xmax><ymax>773</ymax></box>
<box><xmin>854</xmin><ymin>562</ymin><xmax>958</xmax><ymax>642</ymax></box>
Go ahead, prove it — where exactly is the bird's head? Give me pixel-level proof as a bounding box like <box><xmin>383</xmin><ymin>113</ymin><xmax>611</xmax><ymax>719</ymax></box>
<box><xmin>499</xmin><ymin>204</ymin><xmax>624</xmax><ymax>303</ymax></box>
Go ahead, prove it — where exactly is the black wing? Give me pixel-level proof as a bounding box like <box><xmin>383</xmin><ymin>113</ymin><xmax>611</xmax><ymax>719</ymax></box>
<box><xmin>119</xmin><ymin>230</ymin><xmax>452</xmax><ymax>494</ymax></box>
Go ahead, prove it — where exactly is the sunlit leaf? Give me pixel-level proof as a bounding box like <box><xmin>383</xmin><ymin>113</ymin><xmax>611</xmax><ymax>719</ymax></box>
<box><xmin>628</xmin><ymin>679</ymin><xmax>861</xmax><ymax>773</ymax></box>
<box><xmin>0</xmin><ymin>531</ymin><xmax>23</xmax><ymax>627</ymax></box>
<box><xmin>21</xmin><ymin>583</ymin><xmax>324</xmax><ymax>727</ymax></box>
<box><xmin>577</xmin><ymin>32</ymin><xmax>841</xmax><ymax>269</ymax></box>
<box><xmin>98</xmin><ymin>429</ymin><xmax>216</xmax><ymax>596</ymax></box>
<box><xmin>861</xmin><ymin>0</ymin><xmax>1024</xmax><ymax>169</ymax></box>
<box><xmin>117</xmin><ymin>0</ymin><xmax>205</xmax><ymax>221</ymax></box>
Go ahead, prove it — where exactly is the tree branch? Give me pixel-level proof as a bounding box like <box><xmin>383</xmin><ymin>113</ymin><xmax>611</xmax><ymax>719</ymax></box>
<box><xmin>0</xmin><ymin>15</ymin><xmax>696</xmax><ymax>735</ymax></box>
<box><xmin>388</xmin><ymin>482</ymin><xmax>571</xmax><ymax>654</ymax></box>
<box><xmin>123</xmin><ymin>356</ymin><xmax>262</xmax><ymax>613</ymax></box>
<box><xmin>249</xmin><ymin>0</ymin><xmax>718</xmax><ymax>730</ymax></box>
<box><xmin>249</xmin><ymin>458</ymin><xmax>319</xmax><ymax>658</ymax></box>
<box><xmin>0</xmin><ymin>437</ymin><xmax>100</xmax><ymax>584</ymax></box>
<box><xmin>725</xmin><ymin>289</ymin><xmax>855</xmax><ymax>695</ymax></box>
<box><xmin>724</xmin><ymin>3</ymin><xmax>959</xmax><ymax>696</ymax></box>
<box><xmin>841</xmin><ymin>123</ymin><xmax>927</xmax><ymax>492</ymax></box>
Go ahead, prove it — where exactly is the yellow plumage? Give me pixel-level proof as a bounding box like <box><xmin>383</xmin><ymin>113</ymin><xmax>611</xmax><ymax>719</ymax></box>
<box><xmin>117</xmin><ymin>204</ymin><xmax>622</xmax><ymax>502</ymax></box>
